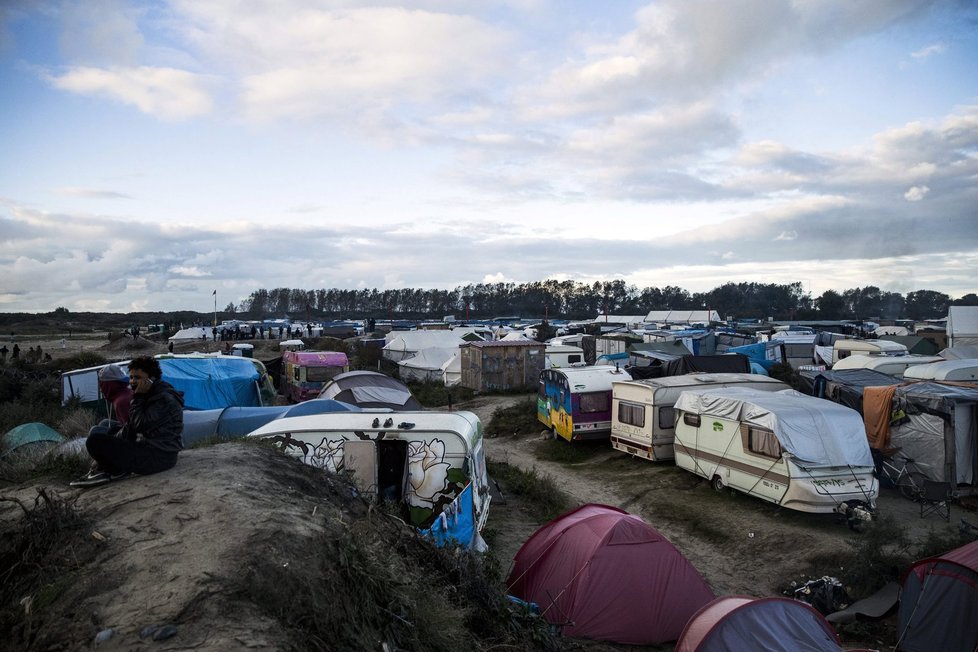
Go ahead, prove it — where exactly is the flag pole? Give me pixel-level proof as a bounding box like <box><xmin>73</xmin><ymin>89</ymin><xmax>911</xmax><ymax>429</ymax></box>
<box><xmin>213</xmin><ymin>289</ymin><xmax>217</xmax><ymax>328</ymax></box>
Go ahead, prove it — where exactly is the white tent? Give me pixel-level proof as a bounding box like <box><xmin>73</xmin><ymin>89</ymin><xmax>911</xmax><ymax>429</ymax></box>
<box><xmin>168</xmin><ymin>327</ymin><xmax>211</xmax><ymax>342</ymax></box>
<box><xmin>441</xmin><ymin>350</ymin><xmax>461</xmax><ymax>387</ymax></box>
<box><xmin>383</xmin><ymin>331</ymin><xmax>474</xmax><ymax>362</ymax></box>
<box><xmin>398</xmin><ymin>347</ymin><xmax>457</xmax><ymax>383</ymax></box>
<box><xmin>644</xmin><ymin>310</ymin><xmax>721</xmax><ymax>325</ymax></box>
<box><xmin>948</xmin><ymin>306</ymin><xmax>978</xmax><ymax>347</ymax></box>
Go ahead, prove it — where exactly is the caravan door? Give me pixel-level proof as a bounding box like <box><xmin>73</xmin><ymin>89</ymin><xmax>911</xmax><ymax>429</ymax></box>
<box><xmin>344</xmin><ymin>440</ymin><xmax>378</xmax><ymax>494</ymax></box>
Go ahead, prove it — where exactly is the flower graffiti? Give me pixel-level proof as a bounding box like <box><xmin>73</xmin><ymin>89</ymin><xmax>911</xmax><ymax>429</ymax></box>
<box><xmin>406</xmin><ymin>439</ymin><xmax>450</xmax><ymax>509</ymax></box>
<box><xmin>310</xmin><ymin>438</ymin><xmax>344</xmax><ymax>472</ymax></box>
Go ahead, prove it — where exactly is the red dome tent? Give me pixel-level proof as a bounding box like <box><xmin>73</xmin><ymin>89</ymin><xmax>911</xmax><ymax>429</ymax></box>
<box><xmin>675</xmin><ymin>596</ymin><xmax>843</xmax><ymax>652</ymax></box>
<box><xmin>506</xmin><ymin>504</ymin><xmax>714</xmax><ymax>645</ymax></box>
<box><xmin>897</xmin><ymin>539</ymin><xmax>978</xmax><ymax>652</ymax></box>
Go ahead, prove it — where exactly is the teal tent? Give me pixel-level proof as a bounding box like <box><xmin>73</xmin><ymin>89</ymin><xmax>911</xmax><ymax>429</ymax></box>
<box><xmin>1</xmin><ymin>422</ymin><xmax>66</xmax><ymax>458</ymax></box>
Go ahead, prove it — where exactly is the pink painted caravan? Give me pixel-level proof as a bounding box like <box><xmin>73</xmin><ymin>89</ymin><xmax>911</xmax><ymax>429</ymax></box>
<box><xmin>281</xmin><ymin>350</ymin><xmax>350</xmax><ymax>403</ymax></box>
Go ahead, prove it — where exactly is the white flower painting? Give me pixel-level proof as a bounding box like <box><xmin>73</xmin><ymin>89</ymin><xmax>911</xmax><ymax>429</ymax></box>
<box><xmin>406</xmin><ymin>439</ymin><xmax>450</xmax><ymax>509</ymax></box>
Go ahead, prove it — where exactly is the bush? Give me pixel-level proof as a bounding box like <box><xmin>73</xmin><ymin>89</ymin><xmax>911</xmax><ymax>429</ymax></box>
<box><xmin>407</xmin><ymin>381</ymin><xmax>475</xmax><ymax>408</ymax></box>
<box><xmin>486</xmin><ymin>461</ymin><xmax>570</xmax><ymax>522</ymax></box>
<box><xmin>484</xmin><ymin>399</ymin><xmax>540</xmax><ymax>437</ymax></box>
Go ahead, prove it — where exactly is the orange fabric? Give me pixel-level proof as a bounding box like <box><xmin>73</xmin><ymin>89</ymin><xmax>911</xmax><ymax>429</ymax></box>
<box><xmin>862</xmin><ymin>385</ymin><xmax>898</xmax><ymax>449</ymax></box>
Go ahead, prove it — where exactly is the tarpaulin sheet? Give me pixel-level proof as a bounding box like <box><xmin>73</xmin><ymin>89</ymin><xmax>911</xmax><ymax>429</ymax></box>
<box><xmin>674</xmin><ymin>387</ymin><xmax>873</xmax><ymax>468</ymax></box>
<box><xmin>862</xmin><ymin>385</ymin><xmax>898</xmax><ymax>449</ymax></box>
<box><xmin>159</xmin><ymin>357</ymin><xmax>260</xmax><ymax>410</ymax></box>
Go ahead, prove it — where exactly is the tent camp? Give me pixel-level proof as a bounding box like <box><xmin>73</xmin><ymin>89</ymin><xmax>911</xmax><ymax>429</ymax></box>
<box><xmin>317</xmin><ymin>370</ymin><xmax>422</xmax><ymax>410</ymax></box>
<box><xmin>506</xmin><ymin>504</ymin><xmax>714</xmax><ymax>645</ymax></box>
<box><xmin>897</xmin><ymin>539</ymin><xmax>978</xmax><ymax>652</ymax></box>
<box><xmin>675</xmin><ymin>596</ymin><xmax>843</xmax><ymax>652</ymax></box>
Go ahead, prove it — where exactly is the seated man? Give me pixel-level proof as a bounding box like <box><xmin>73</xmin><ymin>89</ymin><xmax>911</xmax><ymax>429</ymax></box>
<box><xmin>72</xmin><ymin>357</ymin><xmax>184</xmax><ymax>487</ymax></box>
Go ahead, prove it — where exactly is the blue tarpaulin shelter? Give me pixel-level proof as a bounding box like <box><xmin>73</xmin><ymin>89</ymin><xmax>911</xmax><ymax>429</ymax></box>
<box><xmin>159</xmin><ymin>357</ymin><xmax>261</xmax><ymax>410</ymax></box>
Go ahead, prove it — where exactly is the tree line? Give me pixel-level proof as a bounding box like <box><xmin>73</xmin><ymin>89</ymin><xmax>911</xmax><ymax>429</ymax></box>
<box><xmin>235</xmin><ymin>281</ymin><xmax>978</xmax><ymax>322</ymax></box>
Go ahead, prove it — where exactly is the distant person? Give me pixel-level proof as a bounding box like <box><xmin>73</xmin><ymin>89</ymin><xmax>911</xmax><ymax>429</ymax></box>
<box><xmin>0</xmin><ymin>345</ymin><xmax>7</xmax><ymax>362</ymax></box>
<box><xmin>11</xmin><ymin>344</ymin><xmax>19</xmax><ymax>359</ymax></box>
<box><xmin>72</xmin><ymin>357</ymin><xmax>184</xmax><ymax>487</ymax></box>
<box><xmin>36</xmin><ymin>344</ymin><xmax>43</xmax><ymax>359</ymax></box>
<box><xmin>168</xmin><ymin>341</ymin><xmax>174</xmax><ymax>353</ymax></box>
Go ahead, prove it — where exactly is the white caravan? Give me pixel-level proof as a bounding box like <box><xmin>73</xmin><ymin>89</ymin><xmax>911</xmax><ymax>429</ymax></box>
<box><xmin>673</xmin><ymin>387</ymin><xmax>878</xmax><ymax>513</ymax></box>
<box><xmin>832</xmin><ymin>354</ymin><xmax>943</xmax><ymax>377</ymax></box>
<box><xmin>545</xmin><ymin>344</ymin><xmax>586</xmax><ymax>369</ymax></box>
<box><xmin>831</xmin><ymin>339</ymin><xmax>908</xmax><ymax>365</ymax></box>
<box><xmin>246</xmin><ymin>411</ymin><xmax>490</xmax><ymax>550</ymax></box>
<box><xmin>610</xmin><ymin>374</ymin><xmax>789</xmax><ymax>462</ymax></box>
<box><xmin>903</xmin><ymin>359</ymin><xmax>978</xmax><ymax>382</ymax></box>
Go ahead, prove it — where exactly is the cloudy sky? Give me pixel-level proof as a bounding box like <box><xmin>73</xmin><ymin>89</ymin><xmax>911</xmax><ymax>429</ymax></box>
<box><xmin>1</xmin><ymin>0</ymin><xmax>977</xmax><ymax>314</ymax></box>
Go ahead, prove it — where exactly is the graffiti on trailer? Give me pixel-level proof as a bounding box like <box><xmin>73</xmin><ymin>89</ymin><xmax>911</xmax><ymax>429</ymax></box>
<box><xmin>267</xmin><ymin>433</ymin><xmax>468</xmax><ymax>528</ymax></box>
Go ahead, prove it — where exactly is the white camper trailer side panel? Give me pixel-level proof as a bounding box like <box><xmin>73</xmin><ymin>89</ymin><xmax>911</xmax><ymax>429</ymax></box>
<box><xmin>831</xmin><ymin>339</ymin><xmax>908</xmax><ymax>365</ymax></box>
<box><xmin>610</xmin><ymin>375</ymin><xmax>788</xmax><ymax>462</ymax></box>
<box><xmin>673</xmin><ymin>390</ymin><xmax>878</xmax><ymax>514</ymax></box>
<box><xmin>245</xmin><ymin>411</ymin><xmax>491</xmax><ymax>538</ymax></box>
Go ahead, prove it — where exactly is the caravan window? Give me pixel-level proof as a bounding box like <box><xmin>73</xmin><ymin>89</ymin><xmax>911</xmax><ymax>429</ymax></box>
<box><xmin>658</xmin><ymin>406</ymin><xmax>676</xmax><ymax>429</ymax></box>
<box><xmin>748</xmin><ymin>427</ymin><xmax>782</xmax><ymax>458</ymax></box>
<box><xmin>568</xmin><ymin>354</ymin><xmax>582</xmax><ymax>364</ymax></box>
<box><xmin>579</xmin><ymin>392</ymin><xmax>609</xmax><ymax>414</ymax></box>
<box><xmin>682</xmin><ymin>413</ymin><xmax>700</xmax><ymax>427</ymax></box>
<box><xmin>618</xmin><ymin>402</ymin><xmax>644</xmax><ymax>427</ymax></box>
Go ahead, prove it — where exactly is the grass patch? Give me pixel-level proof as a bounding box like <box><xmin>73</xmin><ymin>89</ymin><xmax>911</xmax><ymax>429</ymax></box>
<box><xmin>407</xmin><ymin>381</ymin><xmax>476</xmax><ymax>409</ymax></box>
<box><xmin>239</xmin><ymin>497</ymin><xmax>559</xmax><ymax>652</ymax></box>
<box><xmin>0</xmin><ymin>488</ymin><xmax>99</xmax><ymax>649</ymax></box>
<box><xmin>535</xmin><ymin>438</ymin><xmax>608</xmax><ymax>465</ymax></box>
<box><xmin>801</xmin><ymin>515</ymin><xmax>911</xmax><ymax>598</ymax></box>
<box><xmin>487</xmin><ymin>460</ymin><xmax>570</xmax><ymax>522</ymax></box>
<box><xmin>484</xmin><ymin>399</ymin><xmax>541</xmax><ymax>437</ymax></box>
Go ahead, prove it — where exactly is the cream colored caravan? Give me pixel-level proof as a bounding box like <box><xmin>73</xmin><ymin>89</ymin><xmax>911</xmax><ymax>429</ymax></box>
<box><xmin>831</xmin><ymin>354</ymin><xmax>943</xmax><ymax>377</ymax></box>
<box><xmin>831</xmin><ymin>339</ymin><xmax>908</xmax><ymax>365</ymax></box>
<box><xmin>902</xmin><ymin>359</ymin><xmax>978</xmax><ymax>381</ymax></box>
<box><xmin>610</xmin><ymin>374</ymin><xmax>788</xmax><ymax>461</ymax></box>
<box><xmin>673</xmin><ymin>387</ymin><xmax>878</xmax><ymax>514</ymax></box>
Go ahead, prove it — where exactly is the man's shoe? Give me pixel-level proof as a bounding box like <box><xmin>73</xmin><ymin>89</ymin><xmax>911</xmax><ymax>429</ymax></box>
<box><xmin>108</xmin><ymin>472</ymin><xmax>132</xmax><ymax>482</ymax></box>
<box><xmin>70</xmin><ymin>471</ymin><xmax>111</xmax><ymax>487</ymax></box>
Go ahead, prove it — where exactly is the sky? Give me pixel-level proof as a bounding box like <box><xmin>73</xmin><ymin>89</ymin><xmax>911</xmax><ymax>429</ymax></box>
<box><xmin>1</xmin><ymin>0</ymin><xmax>977</xmax><ymax>314</ymax></box>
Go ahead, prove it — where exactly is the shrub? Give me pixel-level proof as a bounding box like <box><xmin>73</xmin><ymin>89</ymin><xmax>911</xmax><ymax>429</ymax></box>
<box><xmin>484</xmin><ymin>399</ymin><xmax>540</xmax><ymax>437</ymax></box>
<box><xmin>486</xmin><ymin>461</ymin><xmax>570</xmax><ymax>522</ymax></box>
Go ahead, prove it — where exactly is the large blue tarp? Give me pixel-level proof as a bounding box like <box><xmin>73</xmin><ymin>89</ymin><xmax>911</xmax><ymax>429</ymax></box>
<box><xmin>418</xmin><ymin>483</ymin><xmax>480</xmax><ymax>550</ymax></box>
<box><xmin>728</xmin><ymin>342</ymin><xmax>775</xmax><ymax>369</ymax></box>
<box><xmin>160</xmin><ymin>357</ymin><xmax>261</xmax><ymax>410</ymax></box>
<box><xmin>180</xmin><ymin>399</ymin><xmax>360</xmax><ymax>446</ymax></box>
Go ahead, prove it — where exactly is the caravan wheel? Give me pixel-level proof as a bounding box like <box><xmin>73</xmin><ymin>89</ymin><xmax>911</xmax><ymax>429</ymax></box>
<box><xmin>711</xmin><ymin>475</ymin><xmax>725</xmax><ymax>493</ymax></box>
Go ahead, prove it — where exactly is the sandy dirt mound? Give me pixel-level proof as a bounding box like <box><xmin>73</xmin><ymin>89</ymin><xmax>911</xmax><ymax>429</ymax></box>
<box><xmin>1</xmin><ymin>445</ymin><xmax>368</xmax><ymax>650</ymax></box>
